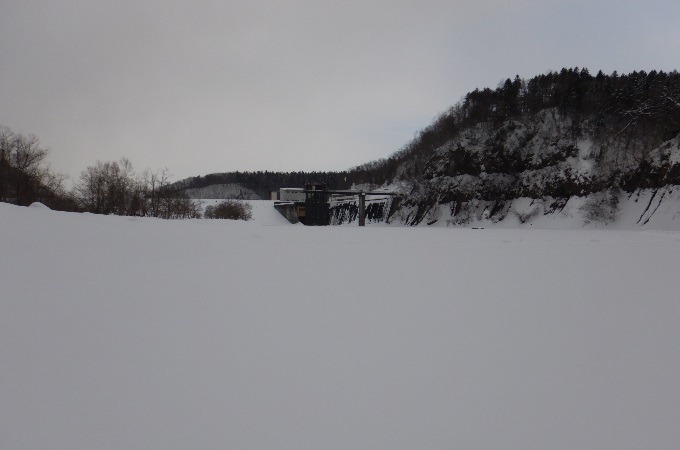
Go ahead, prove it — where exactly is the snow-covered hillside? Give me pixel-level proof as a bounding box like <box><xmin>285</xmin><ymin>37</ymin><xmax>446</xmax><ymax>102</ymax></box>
<box><xmin>393</xmin><ymin>109</ymin><xmax>680</xmax><ymax>228</ymax></box>
<box><xmin>395</xmin><ymin>186</ymin><xmax>680</xmax><ymax>229</ymax></box>
<box><xmin>2</xmin><ymin>201</ymin><xmax>679</xmax><ymax>450</ymax></box>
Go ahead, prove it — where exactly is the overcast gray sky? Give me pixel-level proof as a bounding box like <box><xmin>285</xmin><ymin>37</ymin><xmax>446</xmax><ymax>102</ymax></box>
<box><xmin>2</xmin><ymin>0</ymin><xmax>679</xmax><ymax>182</ymax></box>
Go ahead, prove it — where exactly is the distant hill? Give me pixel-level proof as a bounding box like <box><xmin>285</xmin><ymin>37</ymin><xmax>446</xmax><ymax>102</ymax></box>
<box><xmin>176</xmin><ymin>68</ymin><xmax>680</xmax><ymax>227</ymax></box>
<box><xmin>361</xmin><ymin>68</ymin><xmax>680</xmax><ymax>226</ymax></box>
<box><xmin>183</xmin><ymin>183</ymin><xmax>262</xmax><ymax>200</ymax></box>
<box><xmin>173</xmin><ymin>171</ymin><xmax>356</xmax><ymax>200</ymax></box>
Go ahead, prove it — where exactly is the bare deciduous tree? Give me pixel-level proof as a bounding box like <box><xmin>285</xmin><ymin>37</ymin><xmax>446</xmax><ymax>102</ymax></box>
<box><xmin>0</xmin><ymin>126</ymin><xmax>65</xmax><ymax>205</ymax></box>
<box><xmin>75</xmin><ymin>159</ymin><xmax>200</xmax><ymax>218</ymax></box>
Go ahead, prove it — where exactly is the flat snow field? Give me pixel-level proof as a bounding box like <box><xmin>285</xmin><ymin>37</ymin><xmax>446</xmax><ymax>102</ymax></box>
<box><xmin>1</xmin><ymin>201</ymin><xmax>679</xmax><ymax>450</ymax></box>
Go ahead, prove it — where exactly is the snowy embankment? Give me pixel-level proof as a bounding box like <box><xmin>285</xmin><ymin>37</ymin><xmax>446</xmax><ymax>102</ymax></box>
<box><xmin>399</xmin><ymin>186</ymin><xmax>680</xmax><ymax>229</ymax></box>
<box><xmin>1</xmin><ymin>201</ymin><xmax>679</xmax><ymax>450</ymax></box>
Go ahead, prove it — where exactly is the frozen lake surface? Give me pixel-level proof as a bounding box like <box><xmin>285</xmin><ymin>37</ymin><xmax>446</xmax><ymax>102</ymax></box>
<box><xmin>1</xmin><ymin>201</ymin><xmax>679</xmax><ymax>450</ymax></box>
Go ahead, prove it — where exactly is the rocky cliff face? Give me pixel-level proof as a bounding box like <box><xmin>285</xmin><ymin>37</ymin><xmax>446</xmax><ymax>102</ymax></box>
<box><xmin>392</xmin><ymin>108</ymin><xmax>680</xmax><ymax>228</ymax></box>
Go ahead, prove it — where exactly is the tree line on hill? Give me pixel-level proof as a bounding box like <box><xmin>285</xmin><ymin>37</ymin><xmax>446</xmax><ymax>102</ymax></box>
<box><xmin>173</xmin><ymin>170</ymin><xmax>355</xmax><ymax>199</ymax></box>
<box><xmin>5</xmin><ymin>68</ymin><xmax>679</xmax><ymax>223</ymax></box>
<box><xmin>348</xmin><ymin>68</ymin><xmax>680</xmax><ymax>188</ymax></box>
<box><xmin>178</xmin><ymin>69</ymin><xmax>680</xmax><ymax>199</ymax></box>
<box><xmin>0</xmin><ymin>126</ymin><xmax>198</xmax><ymax>218</ymax></box>
<box><xmin>0</xmin><ymin>127</ymin><xmax>70</xmax><ymax>209</ymax></box>
<box><xmin>355</xmin><ymin>68</ymin><xmax>680</xmax><ymax>225</ymax></box>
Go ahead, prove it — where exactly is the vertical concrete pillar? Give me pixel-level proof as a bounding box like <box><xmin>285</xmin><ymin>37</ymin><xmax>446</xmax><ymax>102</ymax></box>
<box><xmin>359</xmin><ymin>193</ymin><xmax>366</xmax><ymax>226</ymax></box>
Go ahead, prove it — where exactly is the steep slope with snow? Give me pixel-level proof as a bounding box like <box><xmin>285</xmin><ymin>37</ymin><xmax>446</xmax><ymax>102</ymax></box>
<box><xmin>394</xmin><ymin>113</ymin><xmax>680</xmax><ymax>228</ymax></box>
<box><xmin>389</xmin><ymin>110</ymin><xmax>680</xmax><ymax>227</ymax></box>
<box><xmin>1</xmin><ymin>202</ymin><xmax>679</xmax><ymax>450</ymax></box>
<box><xmin>341</xmin><ymin>70</ymin><xmax>680</xmax><ymax>228</ymax></box>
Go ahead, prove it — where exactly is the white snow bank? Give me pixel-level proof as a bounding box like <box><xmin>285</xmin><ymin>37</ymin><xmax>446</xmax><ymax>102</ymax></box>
<box><xmin>28</xmin><ymin>202</ymin><xmax>50</xmax><ymax>209</ymax></box>
<box><xmin>199</xmin><ymin>199</ymin><xmax>292</xmax><ymax>225</ymax></box>
<box><xmin>1</xmin><ymin>201</ymin><xmax>679</xmax><ymax>450</ymax></box>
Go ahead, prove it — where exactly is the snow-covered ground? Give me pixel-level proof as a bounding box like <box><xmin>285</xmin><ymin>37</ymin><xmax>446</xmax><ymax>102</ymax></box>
<box><xmin>2</xmin><ymin>201</ymin><xmax>679</xmax><ymax>450</ymax></box>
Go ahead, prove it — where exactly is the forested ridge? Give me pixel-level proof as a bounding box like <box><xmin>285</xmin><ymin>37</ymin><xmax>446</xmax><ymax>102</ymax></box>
<box><xmin>351</xmin><ymin>68</ymin><xmax>680</xmax><ymax>186</ymax></box>
<box><xmin>4</xmin><ymin>68</ymin><xmax>680</xmax><ymax>225</ymax></box>
<box><xmin>173</xmin><ymin>170</ymin><xmax>354</xmax><ymax>200</ymax></box>
<box><xmin>176</xmin><ymin>69</ymin><xmax>680</xmax><ymax>211</ymax></box>
<box><xmin>344</xmin><ymin>68</ymin><xmax>680</xmax><ymax>225</ymax></box>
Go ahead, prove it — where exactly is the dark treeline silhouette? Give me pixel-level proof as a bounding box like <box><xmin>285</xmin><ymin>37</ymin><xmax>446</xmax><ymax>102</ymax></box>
<box><xmin>5</xmin><ymin>68</ymin><xmax>680</xmax><ymax>221</ymax></box>
<box><xmin>74</xmin><ymin>159</ymin><xmax>200</xmax><ymax>218</ymax></box>
<box><xmin>356</xmin><ymin>68</ymin><xmax>680</xmax><ymax>225</ymax></box>
<box><xmin>1</xmin><ymin>125</ymin><xmax>198</xmax><ymax>218</ymax></box>
<box><xmin>0</xmin><ymin>126</ymin><xmax>76</xmax><ymax>210</ymax></box>
<box><xmin>348</xmin><ymin>68</ymin><xmax>680</xmax><ymax>187</ymax></box>
<box><xmin>174</xmin><ymin>170</ymin><xmax>356</xmax><ymax>198</ymax></box>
